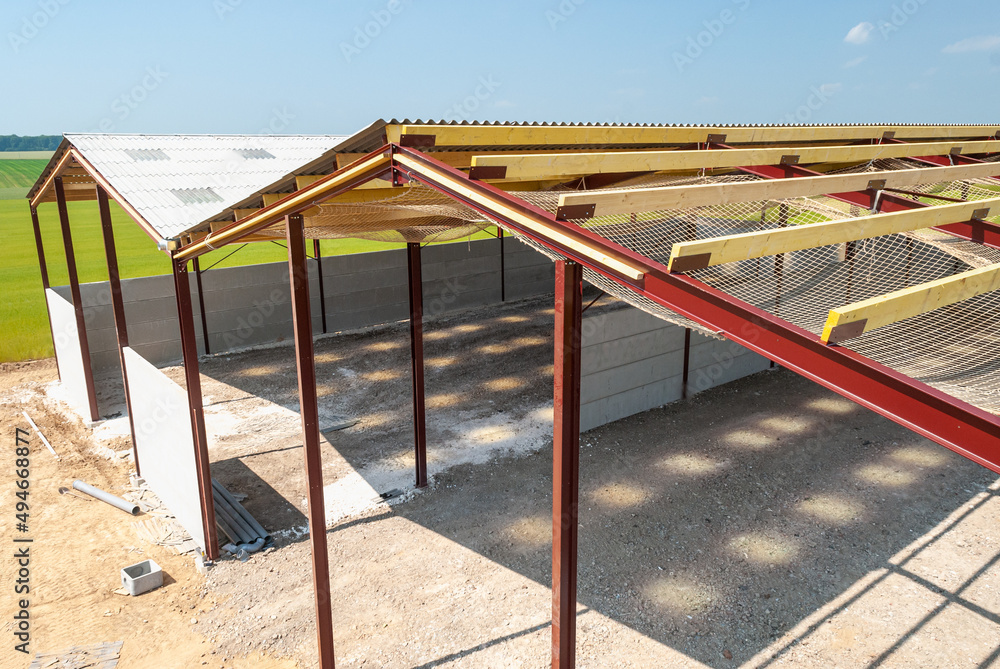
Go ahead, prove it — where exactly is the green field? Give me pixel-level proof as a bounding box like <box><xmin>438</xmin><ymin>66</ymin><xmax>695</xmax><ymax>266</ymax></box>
<box><xmin>0</xmin><ymin>158</ymin><xmax>496</xmax><ymax>363</ymax></box>
<box><xmin>0</xmin><ymin>158</ymin><xmax>49</xmax><ymax>199</ymax></box>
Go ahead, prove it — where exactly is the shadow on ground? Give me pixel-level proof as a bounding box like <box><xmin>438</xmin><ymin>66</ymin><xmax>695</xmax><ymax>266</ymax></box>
<box><xmin>182</xmin><ymin>296</ymin><xmax>999</xmax><ymax>667</ymax></box>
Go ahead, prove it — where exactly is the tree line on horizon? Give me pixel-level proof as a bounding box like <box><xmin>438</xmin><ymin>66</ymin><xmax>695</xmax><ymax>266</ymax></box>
<box><xmin>0</xmin><ymin>135</ymin><xmax>60</xmax><ymax>152</ymax></box>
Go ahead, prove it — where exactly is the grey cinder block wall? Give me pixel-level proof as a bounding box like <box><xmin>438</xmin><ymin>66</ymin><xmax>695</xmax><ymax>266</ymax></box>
<box><xmin>580</xmin><ymin>304</ymin><xmax>771</xmax><ymax>432</ymax></box>
<box><xmin>54</xmin><ymin>236</ymin><xmax>553</xmax><ymax>375</ymax></box>
<box><xmin>52</xmin><ymin>236</ymin><xmax>771</xmax><ymax>432</ymax></box>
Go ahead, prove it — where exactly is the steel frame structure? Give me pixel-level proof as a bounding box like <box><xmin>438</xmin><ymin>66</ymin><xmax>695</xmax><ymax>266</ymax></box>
<box><xmin>27</xmin><ymin>125</ymin><xmax>1000</xmax><ymax>669</ymax></box>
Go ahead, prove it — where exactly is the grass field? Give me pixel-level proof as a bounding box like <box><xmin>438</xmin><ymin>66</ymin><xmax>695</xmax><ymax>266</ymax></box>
<box><xmin>1</xmin><ymin>184</ymin><xmax>496</xmax><ymax>363</ymax></box>
<box><xmin>0</xmin><ymin>158</ymin><xmax>49</xmax><ymax>199</ymax></box>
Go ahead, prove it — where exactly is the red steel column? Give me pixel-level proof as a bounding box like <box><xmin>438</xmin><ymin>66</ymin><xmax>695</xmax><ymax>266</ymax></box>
<box><xmin>286</xmin><ymin>214</ymin><xmax>337</xmax><ymax>669</ymax></box>
<box><xmin>172</xmin><ymin>259</ymin><xmax>220</xmax><ymax>560</ymax></box>
<box><xmin>498</xmin><ymin>227</ymin><xmax>506</xmax><ymax>302</ymax></box>
<box><xmin>552</xmin><ymin>260</ymin><xmax>583</xmax><ymax>669</ymax></box>
<box><xmin>407</xmin><ymin>242</ymin><xmax>429</xmax><ymax>488</ymax></box>
<box><xmin>54</xmin><ymin>176</ymin><xmax>100</xmax><ymax>422</ymax></box>
<box><xmin>97</xmin><ymin>186</ymin><xmax>140</xmax><ymax>475</ymax></box>
<box><xmin>314</xmin><ymin>239</ymin><xmax>328</xmax><ymax>334</ymax></box>
<box><xmin>30</xmin><ymin>205</ymin><xmax>59</xmax><ymax>380</ymax></box>
<box><xmin>192</xmin><ymin>256</ymin><xmax>210</xmax><ymax>354</ymax></box>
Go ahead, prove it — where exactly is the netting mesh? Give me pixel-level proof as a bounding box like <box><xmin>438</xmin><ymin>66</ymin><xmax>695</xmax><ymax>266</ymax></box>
<box><xmin>246</xmin><ymin>159</ymin><xmax>1000</xmax><ymax>412</ymax></box>
<box><xmin>547</xmin><ymin>161</ymin><xmax>1000</xmax><ymax>414</ymax></box>
<box><xmin>257</xmin><ymin>183</ymin><xmax>492</xmax><ymax>243</ymax></box>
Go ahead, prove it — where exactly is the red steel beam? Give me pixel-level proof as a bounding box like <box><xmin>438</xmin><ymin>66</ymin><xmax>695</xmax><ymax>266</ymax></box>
<box><xmin>172</xmin><ymin>259</ymin><xmax>221</xmax><ymax>560</ymax></box>
<box><xmin>97</xmin><ymin>186</ymin><xmax>140</xmax><ymax>475</ymax></box>
<box><xmin>30</xmin><ymin>205</ymin><xmax>59</xmax><ymax>381</ymax></box>
<box><xmin>286</xmin><ymin>214</ymin><xmax>337</xmax><ymax>669</ymax></box>
<box><xmin>391</xmin><ymin>146</ymin><xmax>1000</xmax><ymax>475</ymax></box>
<box><xmin>54</xmin><ymin>176</ymin><xmax>100</xmax><ymax>422</ymax></box>
<box><xmin>641</xmin><ymin>272</ymin><xmax>1000</xmax><ymax>472</ymax></box>
<box><xmin>407</xmin><ymin>242</ymin><xmax>429</xmax><ymax>488</ymax></box>
<box><xmin>552</xmin><ymin>260</ymin><xmax>583</xmax><ymax>669</ymax></box>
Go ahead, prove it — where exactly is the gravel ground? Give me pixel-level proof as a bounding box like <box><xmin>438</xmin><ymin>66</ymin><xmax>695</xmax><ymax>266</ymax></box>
<box><xmin>6</xmin><ymin>294</ymin><xmax>1000</xmax><ymax>668</ymax></box>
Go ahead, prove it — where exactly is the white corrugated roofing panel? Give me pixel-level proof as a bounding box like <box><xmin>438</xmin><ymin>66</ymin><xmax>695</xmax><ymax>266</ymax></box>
<box><xmin>65</xmin><ymin>134</ymin><xmax>347</xmax><ymax>239</ymax></box>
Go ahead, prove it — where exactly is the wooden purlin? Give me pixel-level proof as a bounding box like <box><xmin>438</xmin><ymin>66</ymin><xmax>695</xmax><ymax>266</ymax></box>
<box><xmin>667</xmin><ymin>198</ymin><xmax>1000</xmax><ymax>271</ymax></box>
<box><xmin>821</xmin><ymin>263</ymin><xmax>1000</xmax><ymax>344</ymax></box>
<box><xmin>558</xmin><ymin>162</ymin><xmax>1000</xmax><ymax>217</ymax></box>
<box><xmin>395</xmin><ymin>123</ymin><xmax>1000</xmax><ymax>148</ymax></box>
<box><xmin>471</xmin><ymin>140</ymin><xmax>1000</xmax><ymax>182</ymax></box>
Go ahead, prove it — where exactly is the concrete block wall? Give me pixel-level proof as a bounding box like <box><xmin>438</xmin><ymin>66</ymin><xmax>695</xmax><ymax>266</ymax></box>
<box><xmin>580</xmin><ymin>304</ymin><xmax>772</xmax><ymax>432</ymax></box>
<box><xmin>54</xmin><ymin>235</ymin><xmax>774</xmax><ymax>434</ymax></box>
<box><xmin>56</xmin><ymin>236</ymin><xmax>553</xmax><ymax>376</ymax></box>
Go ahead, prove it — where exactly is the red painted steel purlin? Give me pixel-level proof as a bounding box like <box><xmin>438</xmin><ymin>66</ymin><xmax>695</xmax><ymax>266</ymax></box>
<box><xmin>737</xmin><ymin>161</ymin><xmax>1000</xmax><ymax>250</ymax></box>
<box><xmin>171</xmin><ymin>259</ymin><xmax>221</xmax><ymax>559</ymax></box>
<box><xmin>54</xmin><ymin>176</ymin><xmax>100</xmax><ymax>422</ymax></box>
<box><xmin>97</xmin><ymin>186</ymin><xmax>140</xmax><ymax>476</ymax></box>
<box><xmin>407</xmin><ymin>242</ymin><xmax>429</xmax><ymax>488</ymax></box>
<box><xmin>552</xmin><ymin>260</ymin><xmax>583</xmax><ymax>669</ymax></box>
<box><xmin>390</xmin><ymin>146</ymin><xmax>1000</xmax><ymax>475</ymax></box>
<box><xmin>285</xmin><ymin>214</ymin><xmax>337</xmax><ymax>669</ymax></box>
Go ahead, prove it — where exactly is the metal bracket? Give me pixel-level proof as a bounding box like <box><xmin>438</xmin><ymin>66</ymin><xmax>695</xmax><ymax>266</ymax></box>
<box><xmin>973</xmin><ymin>208</ymin><xmax>991</xmax><ymax>221</ymax></box>
<box><xmin>469</xmin><ymin>165</ymin><xmax>507</xmax><ymax>180</ymax></box>
<box><xmin>157</xmin><ymin>237</ymin><xmax>181</xmax><ymax>252</ymax></box>
<box><xmin>399</xmin><ymin>134</ymin><xmax>436</xmax><ymax>148</ymax></box>
<box><xmin>706</xmin><ymin>133</ymin><xmax>727</xmax><ymax>145</ymax></box>
<box><xmin>669</xmin><ymin>253</ymin><xmax>712</xmax><ymax>273</ymax></box>
<box><xmin>882</xmin><ymin>131</ymin><xmax>896</xmax><ymax>141</ymax></box>
<box><xmin>780</xmin><ymin>155</ymin><xmax>800</xmax><ymax>165</ymax></box>
<box><xmin>950</xmin><ymin>146</ymin><xmax>964</xmax><ymax>155</ymax></box>
<box><xmin>867</xmin><ymin>179</ymin><xmax>887</xmax><ymax>191</ymax></box>
<box><xmin>555</xmin><ymin>203</ymin><xmax>596</xmax><ymax>221</ymax></box>
<box><xmin>826</xmin><ymin>319</ymin><xmax>868</xmax><ymax>345</ymax></box>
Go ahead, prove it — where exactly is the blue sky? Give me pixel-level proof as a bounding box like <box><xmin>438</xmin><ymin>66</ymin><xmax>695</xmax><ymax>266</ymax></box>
<box><xmin>2</xmin><ymin>0</ymin><xmax>998</xmax><ymax>136</ymax></box>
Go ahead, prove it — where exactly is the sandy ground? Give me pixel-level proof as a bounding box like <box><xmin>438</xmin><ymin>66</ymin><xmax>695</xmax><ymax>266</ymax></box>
<box><xmin>1</xmin><ymin>296</ymin><xmax>999</xmax><ymax>668</ymax></box>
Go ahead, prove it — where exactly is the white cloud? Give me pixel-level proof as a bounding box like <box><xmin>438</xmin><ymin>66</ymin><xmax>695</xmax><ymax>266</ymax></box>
<box><xmin>843</xmin><ymin>56</ymin><xmax>868</xmax><ymax>68</ymax></box>
<box><xmin>819</xmin><ymin>83</ymin><xmax>843</xmax><ymax>95</ymax></box>
<box><xmin>844</xmin><ymin>22</ymin><xmax>874</xmax><ymax>45</ymax></box>
<box><xmin>696</xmin><ymin>96</ymin><xmax>719</xmax><ymax>105</ymax></box>
<box><xmin>942</xmin><ymin>35</ymin><xmax>1000</xmax><ymax>53</ymax></box>
<box><xmin>493</xmin><ymin>100</ymin><xmax>515</xmax><ymax>109</ymax></box>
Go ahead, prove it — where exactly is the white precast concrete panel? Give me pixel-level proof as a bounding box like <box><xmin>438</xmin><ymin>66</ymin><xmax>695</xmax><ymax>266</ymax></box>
<box><xmin>46</xmin><ymin>288</ymin><xmax>90</xmax><ymax>415</ymax></box>
<box><xmin>123</xmin><ymin>346</ymin><xmax>206</xmax><ymax>551</ymax></box>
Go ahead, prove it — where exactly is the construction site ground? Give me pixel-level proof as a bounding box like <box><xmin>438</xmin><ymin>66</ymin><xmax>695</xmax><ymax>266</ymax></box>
<box><xmin>2</xmin><ymin>296</ymin><xmax>999</xmax><ymax>668</ymax></box>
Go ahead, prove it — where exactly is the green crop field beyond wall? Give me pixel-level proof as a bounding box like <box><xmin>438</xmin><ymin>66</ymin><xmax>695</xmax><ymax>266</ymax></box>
<box><xmin>0</xmin><ymin>159</ymin><xmax>495</xmax><ymax>363</ymax></box>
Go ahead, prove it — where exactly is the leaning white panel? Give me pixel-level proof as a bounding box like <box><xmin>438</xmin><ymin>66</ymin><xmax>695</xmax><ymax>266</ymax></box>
<box><xmin>46</xmin><ymin>288</ymin><xmax>90</xmax><ymax>416</ymax></box>
<box><xmin>123</xmin><ymin>346</ymin><xmax>207</xmax><ymax>551</ymax></box>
